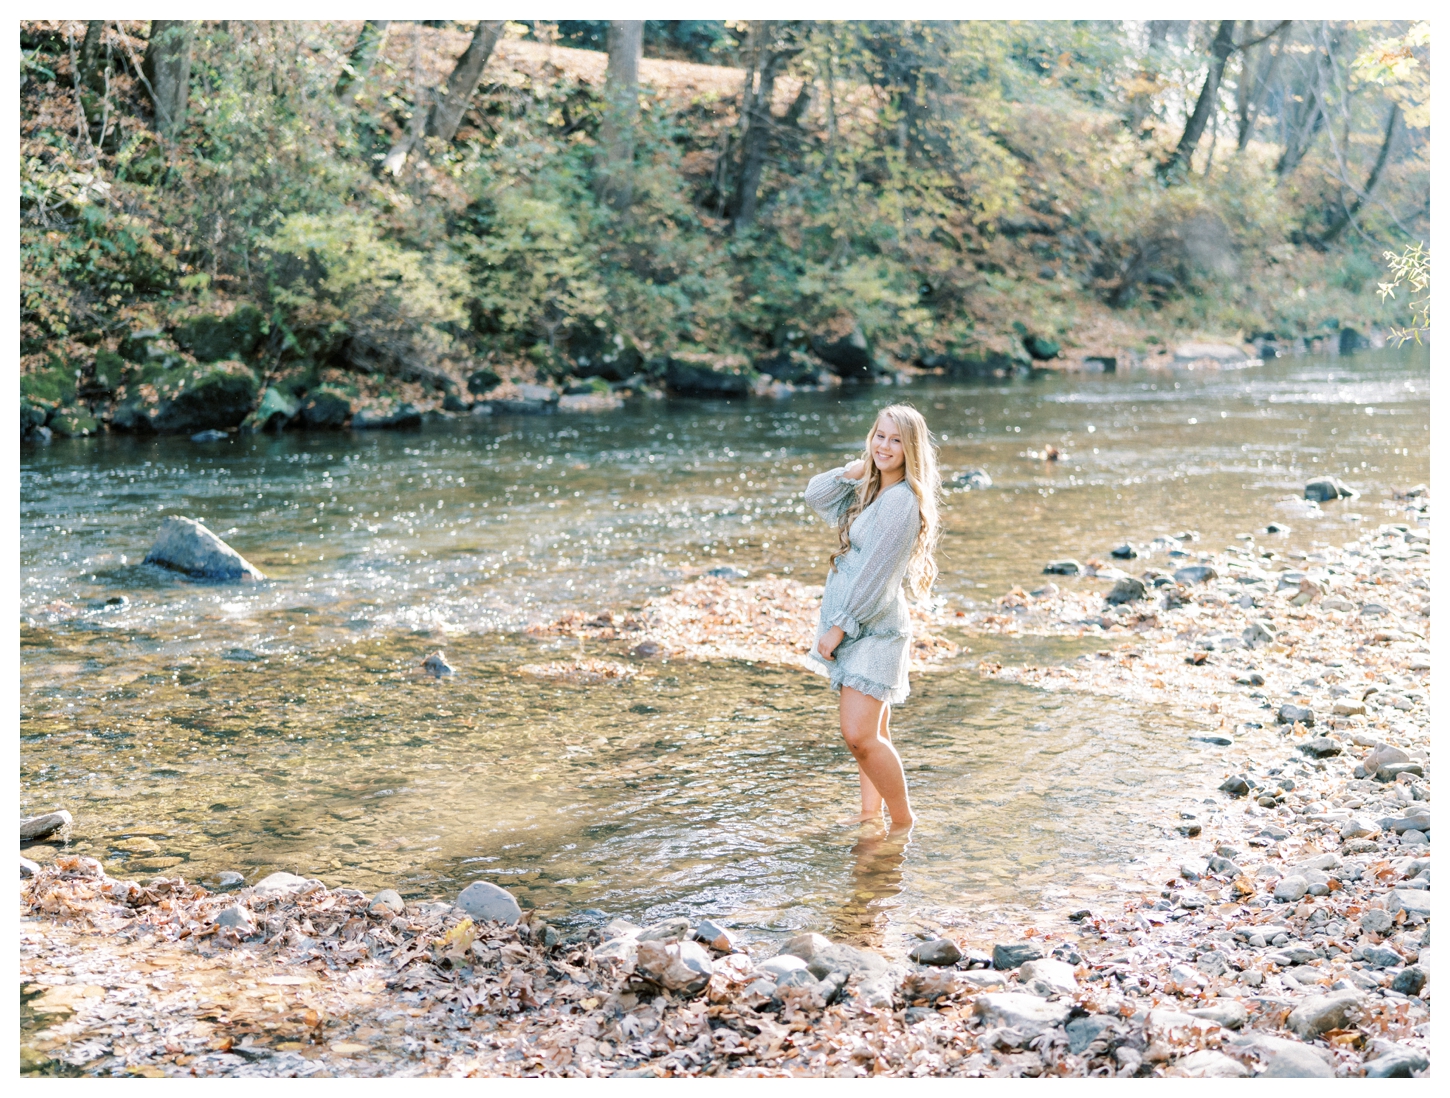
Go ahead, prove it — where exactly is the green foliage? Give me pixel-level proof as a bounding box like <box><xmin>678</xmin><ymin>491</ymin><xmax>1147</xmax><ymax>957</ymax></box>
<box><xmin>1378</xmin><ymin>242</ymin><xmax>1429</xmax><ymax>345</ymax></box>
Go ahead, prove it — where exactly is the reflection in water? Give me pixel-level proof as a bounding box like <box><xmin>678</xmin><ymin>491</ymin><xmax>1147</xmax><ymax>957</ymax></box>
<box><xmin>833</xmin><ymin>828</ymin><xmax>911</xmax><ymax>949</ymax></box>
<box><xmin>19</xmin><ymin>350</ymin><xmax>1430</xmax><ymax>954</ymax></box>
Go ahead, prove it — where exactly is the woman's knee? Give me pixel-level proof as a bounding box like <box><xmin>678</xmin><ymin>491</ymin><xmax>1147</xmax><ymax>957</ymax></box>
<box><xmin>840</xmin><ymin>725</ymin><xmax>879</xmax><ymax>756</ymax></box>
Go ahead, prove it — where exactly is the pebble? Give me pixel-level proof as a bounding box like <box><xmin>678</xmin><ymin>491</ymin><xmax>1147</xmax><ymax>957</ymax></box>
<box><xmin>21</xmin><ymin>856</ymin><xmax>41</xmax><ymax>879</ymax></box>
<box><xmin>1173</xmin><ymin>1050</ymin><xmax>1248</xmax><ymax>1078</ymax></box>
<box><xmin>1304</xmin><ymin>476</ymin><xmax>1357</xmax><ymax>502</ymax></box>
<box><xmin>1299</xmin><ymin>736</ymin><xmax>1341</xmax><ymax>757</ymax></box>
<box><xmin>634</xmin><ymin>938</ymin><xmax>713</xmax><ymax>994</ymax></box>
<box><xmin>1173</xmin><ymin>565</ymin><xmax>1218</xmax><ymax>584</ymax></box>
<box><xmin>991</xmin><ymin>942</ymin><xmax>1043</xmax><ymax>970</ymax></box>
<box><xmin>1018</xmin><ymin>958</ymin><xmax>1077</xmax><ymax>995</ymax></box>
<box><xmin>705</xmin><ymin>566</ymin><xmax>750</xmax><ymax>580</ymax></box>
<box><xmin>631</xmin><ymin>641</ymin><xmax>662</xmax><ymax>658</ymax></box>
<box><xmin>1363</xmin><ymin>1045</ymin><xmax>1430</xmax><ymax>1078</ymax></box>
<box><xmin>1064</xmin><ymin>1014</ymin><xmax>1115</xmax><ymax>1055</ymax></box>
<box><xmin>421</xmin><ymin>651</ymin><xmax>455</xmax><ymax>678</ymax></box>
<box><xmin>455</xmin><ymin>881</ymin><xmax>521</xmax><ymax>925</ymax></box>
<box><xmin>217</xmin><ymin>871</ymin><xmax>245</xmax><ymax>888</ymax></box>
<box><xmin>1273</xmin><ymin>876</ymin><xmax>1309</xmax><ymax>903</ymax></box>
<box><xmin>1110</xmin><ymin>543</ymin><xmax>1139</xmax><ymax>559</ymax></box>
<box><xmin>974</xmin><ymin>992</ymin><xmax>1072</xmax><ymax>1036</ymax></box>
<box><xmin>638</xmin><ymin>916</ymin><xmax>692</xmax><ymax>943</ymax></box>
<box><xmin>369</xmin><ymin>889</ymin><xmax>405</xmax><ymax>916</ymax></box>
<box><xmin>1277</xmin><ymin>703</ymin><xmax>1315</xmax><ymax>726</ymax></box>
<box><xmin>692</xmin><ymin>918</ymin><xmax>735</xmax><ymax>952</ymax></box>
<box><xmin>1042</xmin><ymin>559</ymin><xmax>1082</xmax><ymax>575</ymax></box>
<box><xmin>908</xmin><ymin>938</ymin><xmax>962</xmax><ymax>966</ymax></box>
<box><xmin>1218</xmin><ymin>776</ymin><xmax>1250</xmax><ymax>797</ymax></box>
<box><xmin>1188</xmin><ymin>1000</ymin><xmax>1248</xmax><ymax>1030</ymax></box>
<box><xmin>1391</xmin><ymin>966</ymin><xmax>1426</xmax><ymax>997</ymax></box>
<box><xmin>1286</xmin><ymin>991</ymin><xmax>1362</xmax><ymax>1039</ymax></box>
<box><xmin>1258</xmin><ymin>1043</ymin><xmax>1335</xmax><ymax>1078</ymax></box>
<box><xmin>1105</xmin><ymin>577</ymin><xmax>1147</xmax><ymax>605</ymax></box>
<box><xmin>215</xmin><ymin>906</ymin><xmax>257</xmax><ymax>934</ymax></box>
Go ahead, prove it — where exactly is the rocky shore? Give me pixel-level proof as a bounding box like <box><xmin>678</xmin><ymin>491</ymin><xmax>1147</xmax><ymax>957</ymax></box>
<box><xmin>20</xmin><ymin>491</ymin><xmax>1429</xmax><ymax>1078</ymax></box>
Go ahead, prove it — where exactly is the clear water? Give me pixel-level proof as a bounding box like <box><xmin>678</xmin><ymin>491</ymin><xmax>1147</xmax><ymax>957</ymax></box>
<box><xmin>20</xmin><ymin>349</ymin><xmax>1429</xmax><ymax>950</ymax></box>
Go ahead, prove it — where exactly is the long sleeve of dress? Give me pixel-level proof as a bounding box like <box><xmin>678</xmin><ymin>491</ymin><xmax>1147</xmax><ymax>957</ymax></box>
<box><xmin>829</xmin><ymin>486</ymin><xmax>919</xmax><ymax>637</ymax></box>
<box><xmin>804</xmin><ymin>466</ymin><xmax>859</xmax><ymax>526</ymax></box>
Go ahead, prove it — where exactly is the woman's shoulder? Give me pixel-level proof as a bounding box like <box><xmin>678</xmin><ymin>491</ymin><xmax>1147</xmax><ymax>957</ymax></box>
<box><xmin>880</xmin><ymin>480</ymin><xmax>920</xmax><ymax>514</ymax></box>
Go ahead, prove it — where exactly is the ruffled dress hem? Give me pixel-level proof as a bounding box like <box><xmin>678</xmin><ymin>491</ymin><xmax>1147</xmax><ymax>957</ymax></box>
<box><xmin>807</xmin><ymin>653</ymin><xmax>910</xmax><ymax>705</ymax></box>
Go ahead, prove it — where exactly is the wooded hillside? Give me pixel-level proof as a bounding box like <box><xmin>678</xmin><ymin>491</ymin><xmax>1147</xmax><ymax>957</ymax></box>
<box><xmin>19</xmin><ymin>20</ymin><xmax>1430</xmax><ymax>436</ymax></box>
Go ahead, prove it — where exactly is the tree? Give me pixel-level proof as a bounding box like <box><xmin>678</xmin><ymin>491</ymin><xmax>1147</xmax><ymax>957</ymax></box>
<box><xmin>142</xmin><ymin>20</ymin><xmax>194</xmax><ymax>140</ymax></box>
<box><xmin>1319</xmin><ymin>103</ymin><xmax>1400</xmax><ymax>244</ymax></box>
<box><xmin>1159</xmin><ymin>20</ymin><xmax>1235</xmax><ymax>179</ymax></box>
<box><xmin>335</xmin><ymin>20</ymin><xmax>389</xmax><ymax>104</ymax></box>
<box><xmin>729</xmin><ymin>21</ymin><xmax>803</xmax><ymax>231</ymax></box>
<box><xmin>596</xmin><ymin>20</ymin><xmax>643</xmax><ymax>210</ymax></box>
<box><xmin>383</xmin><ymin>21</ymin><xmax>504</xmax><ymax>174</ymax></box>
<box><xmin>1235</xmin><ymin>20</ymin><xmax>1289</xmax><ymax>150</ymax></box>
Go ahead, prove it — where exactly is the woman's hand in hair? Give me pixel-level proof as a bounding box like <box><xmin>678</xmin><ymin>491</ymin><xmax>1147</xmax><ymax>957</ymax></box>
<box><xmin>816</xmin><ymin>626</ymin><xmax>846</xmax><ymax>661</ymax></box>
<box><xmin>842</xmin><ymin>459</ymin><xmax>866</xmax><ymax>480</ymax></box>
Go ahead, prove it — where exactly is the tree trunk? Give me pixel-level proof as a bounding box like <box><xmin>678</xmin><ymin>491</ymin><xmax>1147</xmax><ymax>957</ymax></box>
<box><xmin>335</xmin><ymin>20</ymin><xmax>389</xmax><ymax>104</ymax></box>
<box><xmin>427</xmin><ymin>20</ymin><xmax>504</xmax><ymax>142</ymax></box>
<box><xmin>78</xmin><ymin>20</ymin><xmax>106</xmax><ymax>92</ymax></box>
<box><xmin>1127</xmin><ymin>21</ymin><xmax>1171</xmax><ymax>135</ymax></box>
<box><xmin>383</xmin><ymin>21</ymin><xmax>503</xmax><ymax>174</ymax></box>
<box><xmin>142</xmin><ymin>20</ymin><xmax>194</xmax><ymax>140</ymax></box>
<box><xmin>1161</xmin><ymin>20</ymin><xmax>1235</xmax><ymax>179</ymax></box>
<box><xmin>1275</xmin><ymin>23</ymin><xmax>1335</xmax><ymax>177</ymax></box>
<box><xmin>730</xmin><ymin>23</ymin><xmax>800</xmax><ymax>232</ymax></box>
<box><xmin>597</xmin><ymin>20</ymin><xmax>643</xmax><ymax>210</ymax></box>
<box><xmin>1235</xmin><ymin>26</ymin><xmax>1286</xmax><ymax>151</ymax></box>
<box><xmin>1319</xmin><ymin>103</ymin><xmax>1400</xmax><ymax>244</ymax></box>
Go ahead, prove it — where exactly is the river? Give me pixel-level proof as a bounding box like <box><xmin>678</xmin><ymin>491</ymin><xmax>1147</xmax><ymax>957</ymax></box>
<box><xmin>19</xmin><ymin>348</ymin><xmax>1429</xmax><ymax>953</ymax></box>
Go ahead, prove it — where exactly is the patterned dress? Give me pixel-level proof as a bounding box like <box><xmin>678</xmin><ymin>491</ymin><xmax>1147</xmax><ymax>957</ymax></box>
<box><xmin>804</xmin><ymin>467</ymin><xmax>920</xmax><ymax>704</ymax></box>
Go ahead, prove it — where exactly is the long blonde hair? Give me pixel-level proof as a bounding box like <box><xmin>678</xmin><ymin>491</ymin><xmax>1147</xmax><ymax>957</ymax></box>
<box><xmin>830</xmin><ymin>404</ymin><xmax>941</xmax><ymax>599</ymax></box>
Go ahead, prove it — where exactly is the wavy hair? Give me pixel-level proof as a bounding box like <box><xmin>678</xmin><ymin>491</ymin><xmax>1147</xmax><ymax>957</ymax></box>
<box><xmin>830</xmin><ymin>404</ymin><xmax>941</xmax><ymax>599</ymax></box>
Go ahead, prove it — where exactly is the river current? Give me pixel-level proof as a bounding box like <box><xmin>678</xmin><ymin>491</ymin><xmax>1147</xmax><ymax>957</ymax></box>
<box><xmin>19</xmin><ymin>349</ymin><xmax>1429</xmax><ymax>951</ymax></box>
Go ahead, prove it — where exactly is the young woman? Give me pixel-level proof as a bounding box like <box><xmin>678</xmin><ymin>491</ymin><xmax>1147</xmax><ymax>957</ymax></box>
<box><xmin>805</xmin><ymin>404</ymin><xmax>941</xmax><ymax>833</ymax></box>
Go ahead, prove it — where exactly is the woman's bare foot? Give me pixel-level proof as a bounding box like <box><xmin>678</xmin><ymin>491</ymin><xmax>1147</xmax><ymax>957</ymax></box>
<box><xmin>886</xmin><ymin>812</ymin><xmax>916</xmax><ymax>834</ymax></box>
<box><xmin>837</xmin><ymin>810</ymin><xmax>886</xmax><ymax>826</ymax></box>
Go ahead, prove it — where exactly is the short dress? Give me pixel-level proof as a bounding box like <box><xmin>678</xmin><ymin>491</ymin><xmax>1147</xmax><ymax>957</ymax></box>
<box><xmin>804</xmin><ymin>467</ymin><xmax>921</xmax><ymax>704</ymax></box>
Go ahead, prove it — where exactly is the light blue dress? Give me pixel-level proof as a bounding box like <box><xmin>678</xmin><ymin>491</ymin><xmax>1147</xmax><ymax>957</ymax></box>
<box><xmin>804</xmin><ymin>467</ymin><xmax>920</xmax><ymax>704</ymax></box>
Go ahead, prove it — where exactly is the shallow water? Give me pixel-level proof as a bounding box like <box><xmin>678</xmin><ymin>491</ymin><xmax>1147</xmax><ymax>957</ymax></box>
<box><xmin>20</xmin><ymin>349</ymin><xmax>1429</xmax><ymax>950</ymax></box>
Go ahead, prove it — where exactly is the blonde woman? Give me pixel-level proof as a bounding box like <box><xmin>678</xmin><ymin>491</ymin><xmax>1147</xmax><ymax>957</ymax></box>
<box><xmin>805</xmin><ymin>404</ymin><xmax>941</xmax><ymax>833</ymax></box>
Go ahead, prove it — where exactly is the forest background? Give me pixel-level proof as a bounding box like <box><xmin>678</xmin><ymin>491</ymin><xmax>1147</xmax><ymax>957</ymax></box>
<box><xmin>17</xmin><ymin>19</ymin><xmax>1431</xmax><ymax>437</ymax></box>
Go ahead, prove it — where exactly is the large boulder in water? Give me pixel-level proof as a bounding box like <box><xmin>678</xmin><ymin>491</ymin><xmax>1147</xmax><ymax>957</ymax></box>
<box><xmin>810</xmin><ymin>319</ymin><xmax>886</xmax><ymax>380</ymax></box>
<box><xmin>144</xmin><ymin>516</ymin><xmax>265</xmax><ymax>581</ymax></box>
<box><xmin>662</xmin><ymin>356</ymin><xmax>755</xmax><ymax>396</ymax></box>
<box><xmin>240</xmin><ymin>387</ymin><xmax>298</xmax><ymax>432</ymax></box>
<box><xmin>296</xmin><ymin>385</ymin><xmax>355</xmax><ymax>429</ymax></box>
<box><xmin>1305</xmin><ymin>476</ymin><xmax>1357</xmax><ymax>502</ymax></box>
<box><xmin>112</xmin><ymin>361</ymin><xmax>261</xmax><ymax>434</ymax></box>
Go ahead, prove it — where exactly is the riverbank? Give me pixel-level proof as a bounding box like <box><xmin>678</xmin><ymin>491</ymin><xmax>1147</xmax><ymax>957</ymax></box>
<box><xmin>20</xmin><ymin>493</ymin><xmax>1430</xmax><ymax>1077</ymax></box>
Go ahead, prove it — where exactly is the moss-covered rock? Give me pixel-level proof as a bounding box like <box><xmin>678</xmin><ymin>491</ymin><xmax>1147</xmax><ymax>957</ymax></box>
<box><xmin>20</xmin><ymin>360</ymin><xmax>76</xmax><ymax>408</ymax></box>
<box><xmin>755</xmin><ymin>350</ymin><xmax>823</xmax><ymax>384</ymax></box>
<box><xmin>296</xmin><ymin>384</ymin><xmax>356</xmax><ymax>429</ymax></box>
<box><xmin>810</xmin><ymin>320</ymin><xmax>887</xmax><ymax>380</ymax></box>
<box><xmin>172</xmin><ymin>305</ymin><xmax>267</xmax><ymax>363</ymax></box>
<box><xmin>240</xmin><ymin>387</ymin><xmax>299</xmax><ymax>432</ymax></box>
<box><xmin>661</xmin><ymin>356</ymin><xmax>757</xmax><ymax>396</ymax></box>
<box><xmin>48</xmin><ymin>407</ymin><xmax>100</xmax><ymax>437</ymax></box>
<box><xmin>112</xmin><ymin>360</ymin><xmax>260</xmax><ymax>433</ymax></box>
<box><xmin>466</xmin><ymin>367</ymin><xmax>502</xmax><ymax>396</ymax></box>
<box><xmin>20</xmin><ymin>401</ymin><xmax>51</xmax><ymax>434</ymax></box>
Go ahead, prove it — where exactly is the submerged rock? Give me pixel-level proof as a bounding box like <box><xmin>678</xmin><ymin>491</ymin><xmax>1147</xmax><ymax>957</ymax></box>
<box><xmin>21</xmin><ymin>810</ymin><xmax>73</xmax><ymax>842</ymax></box>
<box><xmin>422</xmin><ymin>652</ymin><xmax>455</xmax><ymax>678</ymax></box>
<box><xmin>143</xmin><ymin>516</ymin><xmax>265</xmax><ymax>581</ymax></box>
<box><xmin>1305</xmin><ymin>476</ymin><xmax>1358</xmax><ymax>502</ymax></box>
<box><xmin>1043</xmin><ymin>559</ymin><xmax>1082</xmax><ymax>576</ymax></box>
<box><xmin>952</xmin><ymin>469</ymin><xmax>992</xmax><ymax>490</ymax></box>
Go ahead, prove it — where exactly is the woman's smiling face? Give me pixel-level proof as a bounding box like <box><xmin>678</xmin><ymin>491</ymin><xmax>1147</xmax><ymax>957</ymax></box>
<box><xmin>870</xmin><ymin>416</ymin><xmax>905</xmax><ymax>474</ymax></box>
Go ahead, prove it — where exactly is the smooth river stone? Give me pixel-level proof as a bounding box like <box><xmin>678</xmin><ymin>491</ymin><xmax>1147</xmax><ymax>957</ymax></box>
<box><xmin>456</xmin><ymin>880</ymin><xmax>521</xmax><ymax>925</ymax></box>
<box><xmin>143</xmin><ymin>515</ymin><xmax>265</xmax><ymax>581</ymax></box>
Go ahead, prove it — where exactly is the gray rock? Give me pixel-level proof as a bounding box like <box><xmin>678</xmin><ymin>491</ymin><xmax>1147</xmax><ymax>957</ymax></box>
<box><xmin>1174</xmin><ymin>565</ymin><xmax>1218</xmax><ymax>584</ymax></box>
<box><xmin>1105</xmin><ymin>576</ymin><xmax>1147</xmax><ymax>605</ymax></box>
<box><xmin>369</xmin><ymin>889</ymin><xmax>405</xmax><ymax>916</ymax></box>
<box><xmin>593</xmin><ymin>937</ymin><xmax>638</xmax><ymax>966</ymax></box>
<box><xmin>1362</xmin><ymin>943</ymin><xmax>1404</xmax><ymax>968</ymax></box>
<box><xmin>1259</xmin><ymin>1044</ymin><xmax>1335</xmax><ymax>1078</ymax></box>
<box><xmin>1065</xmin><ymin>1014</ymin><xmax>1116</xmax><ymax>1055</ymax></box>
<box><xmin>1300</xmin><ymin>736</ymin><xmax>1341</xmax><ymax>757</ymax></box>
<box><xmin>992</xmin><ymin>942</ymin><xmax>1043</xmax><ymax>970</ymax></box>
<box><xmin>456</xmin><ymin>881</ymin><xmax>521</xmax><ymax>925</ymax></box>
<box><xmin>974</xmin><ymin>992</ymin><xmax>1072</xmax><ymax>1036</ymax></box>
<box><xmin>1363</xmin><ymin>743</ymin><xmax>1411</xmax><ymax>772</ymax></box>
<box><xmin>1043</xmin><ymin>559</ymin><xmax>1082</xmax><ymax>576</ymax></box>
<box><xmin>1242</xmin><ymin>620</ymin><xmax>1276</xmax><ymax>648</ymax></box>
<box><xmin>1189</xmin><ymin>999</ymin><xmax>1248</xmax><ymax>1029</ymax></box>
<box><xmin>215</xmin><ymin>905</ymin><xmax>257</xmax><ymax>934</ymax></box>
<box><xmin>1277</xmin><ymin>702</ymin><xmax>1315</xmax><ymax>726</ymax></box>
<box><xmin>1206</xmin><ymin>854</ymin><xmax>1242</xmax><ymax>877</ymax></box>
<box><xmin>1386</xmin><ymin>890</ymin><xmax>1431</xmax><ymax>919</ymax></box>
<box><xmin>1195</xmin><ymin>950</ymin><xmax>1231</xmax><ymax>978</ymax></box>
<box><xmin>772</xmin><ymin>967</ymin><xmax>819</xmax><ymax>991</ymax></box>
<box><xmin>605</xmin><ymin>918</ymin><xmax>643</xmax><ymax>939</ymax></box>
<box><xmin>422</xmin><ymin>651</ymin><xmax>454</xmax><ymax>678</ymax></box>
<box><xmin>1174</xmin><ymin>1050</ymin><xmax>1249</xmax><ymax>1078</ymax></box>
<box><xmin>1305</xmin><ymin>476</ymin><xmax>1357</xmax><ymax>503</ymax></box>
<box><xmin>1360</xmin><ymin>909</ymin><xmax>1395</xmax><ymax>935</ymax></box>
<box><xmin>635</xmin><ymin>938</ymin><xmax>713</xmax><ymax>994</ymax></box>
<box><xmin>20</xmin><ymin>809</ymin><xmax>72</xmax><ymax>842</ymax></box>
<box><xmin>1194</xmin><ymin>735</ymin><xmax>1234</xmax><ymax>746</ymax></box>
<box><xmin>1273</xmin><ymin>876</ymin><xmax>1309</xmax><ymax>903</ymax></box>
<box><xmin>351</xmin><ymin>403</ymin><xmax>422</xmax><ymax>430</ymax></box>
<box><xmin>252</xmin><ymin>871</ymin><xmax>314</xmax><ymax>894</ymax></box>
<box><xmin>705</xmin><ymin>566</ymin><xmax>749</xmax><ymax>580</ymax></box>
<box><xmin>1219</xmin><ymin>776</ymin><xmax>1251</xmax><ymax>796</ymax></box>
<box><xmin>1376</xmin><ymin>762</ymin><xmax>1424</xmax><ymax>782</ymax></box>
<box><xmin>1286</xmin><ymin>990</ymin><xmax>1361</xmax><ymax>1039</ymax></box>
<box><xmin>144</xmin><ymin>516</ymin><xmax>265</xmax><ymax>581</ymax></box>
<box><xmin>779</xmin><ymin>932</ymin><xmax>890</xmax><ymax>981</ymax></box>
<box><xmin>758</xmin><ymin>954</ymin><xmax>811</xmax><ymax>980</ymax></box>
<box><xmin>1364</xmin><ymin>1045</ymin><xmax>1429</xmax><ymax>1078</ymax></box>
<box><xmin>1018</xmin><ymin>958</ymin><xmax>1077</xmax><ymax>994</ymax></box>
<box><xmin>1110</xmin><ymin>543</ymin><xmax>1139</xmax><ymax>559</ymax></box>
<box><xmin>21</xmin><ymin>856</ymin><xmax>41</xmax><ymax>879</ymax></box>
<box><xmin>909</xmin><ymin>938</ymin><xmax>963</xmax><ymax>966</ymax></box>
<box><xmin>693</xmin><ymin>918</ymin><xmax>736</xmax><ymax>952</ymax></box>
<box><xmin>638</xmin><ymin>916</ymin><xmax>693</xmax><ymax>943</ymax></box>
<box><xmin>217</xmin><ymin>870</ymin><xmax>245</xmax><ymax>888</ymax></box>
<box><xmin>1391</xmin><ymin>965</ymin><xmax>1426</xmax><ymax>997</ymax></box>
<box><xmin>1379</xmin><ymin>814</ymin><xmax>1431</xmax><ymax>834</ymax></box>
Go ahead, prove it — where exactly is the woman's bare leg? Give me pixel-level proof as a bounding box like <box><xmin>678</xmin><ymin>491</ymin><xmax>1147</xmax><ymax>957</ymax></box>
<box><xmin>840</xmin><ymin>687</ymin><xmax>913</xmax><ymax>831</ymax></box>
<box><xmin>858</xmin><ymin>704</ymin><xmax>892</xmax><ymax>818</ymax></box>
